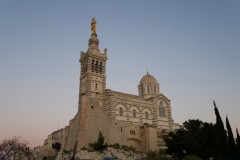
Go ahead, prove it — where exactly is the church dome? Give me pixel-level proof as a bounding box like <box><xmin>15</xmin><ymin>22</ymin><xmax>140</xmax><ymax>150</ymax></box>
<box><xmin>139</xmin><ymin>73</ymin><xmax>158</xmax><ymax>85</ymax></box>
<box><xmin>138</xmin><ymin>72</ymin><xmax>160</xmax><ymax>98</ymax></box>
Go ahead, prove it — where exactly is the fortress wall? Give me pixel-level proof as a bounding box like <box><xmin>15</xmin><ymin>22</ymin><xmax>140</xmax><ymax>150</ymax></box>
<box><xmin>140</xmin><ymin>127</ymin><xmax>148</xmax><ymax>152</ymax></box>
<box><xmin>33</xmin><ymin>144</ymin><xmax>53</xmax><ymax>157</ymax></box>
<box><xmin>77</xmin><ymin>96</ymin><xmax>144</xmax><ymax>151</ymax></box>
<box><xmin>147</xmin><ymin>127</ymin><xmax>158</xmax><ymax>152</ymax></box>
<box><xmin>64</xmin><ymin>112</ymin><xmax>80</xmax><ymax>151</ymax></box>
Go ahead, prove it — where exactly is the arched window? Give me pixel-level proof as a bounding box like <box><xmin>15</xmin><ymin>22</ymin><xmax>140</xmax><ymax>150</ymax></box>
<box><xmin>141</xmin><ymin>87</ymin><xmax>144</xmax><ymax>94</ymax></box>
<box><xmin>133</xmin><ymin>110</ymin><xmax>136</xmax><ymax>118</ymax></box>
<box><xmin>119</xmin><ymin>108</ymin><xmax>123</xmax><ymax>116</ymax></box>
<box><xmin>145</xmin><ymin>112</ymin><xmax>149</xmax><ymax>120</ymax></box>
<box><xmin>159</xmin><ymin>108</ymin><xmax>164</xmax><ymax>117</ymax></box>
<box><xmin>159</xmin><ymin>108</ymin><xmax>165</xmax><ymax>117</ymax></box>
<box><xmin>95</xmin><ymin>83</ymin><xmax>97</xmax><ymax>89</ymax></box>
<box><xmin>147</xmin><ymin>85</ymin><xmax>150</xmax><ymax>93</ymax></box>
<box><xmin>154</xmin><ymin>85</ymin><xmax>156</xmax><ymax>93</ymax></box>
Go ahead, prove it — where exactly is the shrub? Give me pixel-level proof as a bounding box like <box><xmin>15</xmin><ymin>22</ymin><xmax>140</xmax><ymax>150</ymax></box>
<box><xmin>108</xmin><ymin>143</ymin><xmax>120</xmax><ymax>149</ymax></box>
<box><xmin>89</xmin><ymin>132</ymin><xmax>107</xmax><ymax>151</ymax></box>
<box><xmin>81</xmin><ymin>147</ymin><xmax>87</xmax><ymax>150</ymax></box>
<box><xmin>147</xmin><ymin>150</ymin><xmax>158</xmax><ymax>159</ymax></box>
<box><xmin>121</xmin><ymin>145</ymin><xmax>136</xmax><ymax>152</ymax></box>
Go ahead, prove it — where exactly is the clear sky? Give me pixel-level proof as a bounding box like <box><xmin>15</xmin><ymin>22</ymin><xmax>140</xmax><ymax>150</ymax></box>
<box><xmin>0</xmin><ymin>1</ymin><xmax>239</xmax><ymax>148</ymax></box>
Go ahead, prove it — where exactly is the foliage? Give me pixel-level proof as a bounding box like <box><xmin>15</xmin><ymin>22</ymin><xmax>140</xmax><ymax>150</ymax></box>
<box><xmin>62</xmin><ymin>149</ymin><xmax>73</xmax><ymax>156</ymax></box>
<box><xmin>236</xmin><ymin>128</ymin><xmax>240</xmax><ymax>156</ymax></box>
<box><xmin>151</xmin><ymin>158</ymin><xmax>174</xmax><ymax>160</ymax></box>
<box><xmin>146</xmin><ymin>148</ymin><xmax>168</xmax><ymax>160</ymax></box>
<box><xmin>0</xmin><ymin>137</ymin><xmax>29</xmax><ymax>160</ymax></box>
<box><xmin>108</xmin><ymin>143</ymin><xmax>120</xmax><ymax>149</ymax></box>
<box><xmin>52</xmin><ymin>142</ymin><xmax>61</xmax><ymax>149</ymax></box>
<box><xmin>121</xmin><ymin>145</ymin><xmax>136</xmax><ymax>152</ymax></box>
<box><xmin>81</xmin><ymin>147</ymin><xmax>87</xmax><ymax>150</ymax></box>
<box><xmin>214</xmin><ymin>100</ymin><xmax>229</xmax><ymax>158</ymax></box>
<box><xmin>146</xmin><ymin>150</ymin><xmax>158</xmax><ymax>159</ymax></box>
<box><xmin>158</xmin><ymin>148</ymin><xmax>166</xmax><ymax>157</ymax></box>
<box><xmin>89</xmin><ymin>132</ymin><xmax>107</xmax><ymax>151</ymax></box>
<box><xmin>184</xmin><ymin>156</ymin><xmax>202</xmax><ymax>160</ymax></box>
<box><xmin>165</xmin><ymin>101</ymin><xmax>240</xmax><ymax>160</ymax></box>
<box><xmin>226</xmin><ymin>116</ymin><xmax>237</xmax><ymax>155</ymax></box>
<box><xmin>165</xmin><ymin>119</ymin><xmax>220</xmax><ymax>160</ymax></box>
<box><xmin>225</xmin><ymin>155</ymin><xmax>240</xmax><ymax>160</ymax></box>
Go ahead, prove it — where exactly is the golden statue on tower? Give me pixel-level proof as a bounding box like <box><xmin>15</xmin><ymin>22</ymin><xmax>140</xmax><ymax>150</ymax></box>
<box><xmin>91</xmin><ymin>18</ymin><xmax>97</xmax><ymax>35</ymax></box>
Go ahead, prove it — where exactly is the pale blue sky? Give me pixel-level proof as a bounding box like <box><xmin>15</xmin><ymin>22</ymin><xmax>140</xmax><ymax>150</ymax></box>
<box><xmin>0</xmin><ymin>1</ymin><xmax>240</xmax><ymax>148</ymax></box>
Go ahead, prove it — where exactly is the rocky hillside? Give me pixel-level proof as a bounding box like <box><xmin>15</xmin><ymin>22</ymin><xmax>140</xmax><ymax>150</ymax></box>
<box><xmin>59</xmin><ymin>147</ymin><xmax>146</xmax><ymax>160</ymax></box>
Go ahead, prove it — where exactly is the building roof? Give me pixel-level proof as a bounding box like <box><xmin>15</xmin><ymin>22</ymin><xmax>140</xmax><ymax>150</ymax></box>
<box><xmin>139</xmin><ymin>72</ymin><xmax>158</xmax><ymax>85</ymax></box>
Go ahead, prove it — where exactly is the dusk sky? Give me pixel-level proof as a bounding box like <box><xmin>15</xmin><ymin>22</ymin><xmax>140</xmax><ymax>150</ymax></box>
<box><xmin>0</xmin><ymin>1</ymin><xmax>239</xmax><ymax>148</ymax></box>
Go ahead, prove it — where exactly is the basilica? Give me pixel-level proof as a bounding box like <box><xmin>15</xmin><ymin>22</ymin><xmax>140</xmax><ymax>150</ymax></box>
<box><xmin>32</xmin><ymin>19</ymin><xmax>180</xmax><ymax>159</ymax></box>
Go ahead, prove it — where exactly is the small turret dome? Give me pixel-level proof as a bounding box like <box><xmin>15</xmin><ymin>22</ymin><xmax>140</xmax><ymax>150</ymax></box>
<box><xmin>140</xmin><ymin>73</ymin><xmax>158</xmax><ymax>85</ymax></box>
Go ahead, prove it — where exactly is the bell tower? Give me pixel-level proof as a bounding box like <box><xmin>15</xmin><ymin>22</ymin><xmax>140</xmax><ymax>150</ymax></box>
<box><xmin>78</xmin><ymin>18</ymin><xmax>108</xmax><ymax>110</ymax></box>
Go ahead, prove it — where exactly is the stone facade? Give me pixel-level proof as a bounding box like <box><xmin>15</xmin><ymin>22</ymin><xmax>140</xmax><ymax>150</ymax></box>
<box><xmin>31</xmin><ymin>30</ymin><xmax>180</xmax><ymax>160</ymax></box>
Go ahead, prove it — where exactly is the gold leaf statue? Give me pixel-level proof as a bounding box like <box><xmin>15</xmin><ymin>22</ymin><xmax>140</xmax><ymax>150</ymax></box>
<box><xmin>91</xmin><ymin>18</ymin><xmax>97</xmax><ymax>35</ymax></box>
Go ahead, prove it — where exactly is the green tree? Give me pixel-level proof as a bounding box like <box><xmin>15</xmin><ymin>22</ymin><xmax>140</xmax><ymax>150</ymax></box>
<box><xmin>164</xmin><ymin>128</ymin><xmax>187</xmax><ymax>159</ymax></box>
<box><xmin>226</xmin><ymin>116</ymin><xmax>237</xmax><ymax>155</ymax></box>
<box><xmin>165</xmin><ymin>119</ymin><xmax>221</xmax><ymax>160</ymax></box>
<box><xmin>146</xmin><ymin>148</ymin><xmax>167</xmax><ymax>160</ymax></box>
<box><xmin>146</xmin><ymin>150</ymin><xmax>158</xmax><ymax>159</ymax></box>
<box><xmin>89</xmin><ymin>132</ymin><xmax>107</xmax><ymax>151</ymax></box>
<box><xmin>199</xmin><ymin>122</ymin><xmax>220</xmax><ymax>158</ymax></box>
<box><xmin>213</xmin><ymin>100</ymin><xmax>229</xmax><ymax>159</ymax></box>
<box><xmin>236</xmin><ymin>128</ymin><xmax>240</xmax><ymax>156</ymax></box>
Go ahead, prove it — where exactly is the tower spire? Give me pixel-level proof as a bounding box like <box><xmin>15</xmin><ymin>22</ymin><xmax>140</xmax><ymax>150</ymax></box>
<box><xmin>91</xmin><ymin>18</ymin><xmax>97</xmax><ymax>36</ymax></box>
<box><xmin>87</xmin><ymin>18</ymin><xmax>99</xmax><ymax>54</ymax></box>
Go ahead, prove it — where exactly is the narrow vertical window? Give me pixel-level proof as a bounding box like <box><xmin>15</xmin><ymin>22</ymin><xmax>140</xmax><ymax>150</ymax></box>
<box><xmin>154</xmin><ymin>85</ymin><xmax>156</xmax><ymax>93</ymax></box>
<box><xmin>100</xmin><ymin>62</ymin><xmax>102</xmax><ymax>74</ymax></box>
<box><xmin>133</xmin><ymin>110</ymin><xmax>136</xmax><ymax>118</ymax></box>
<box><xmin>91</xmin><ymin>60</ymin><xmax>94</xmax><ymax>72</ymax></box>
<box><xmin>83</xmin><ymin>63</ymin><xmax>85</xmax><ymax>74</ymax></box>
<box><xmin>142</xmin><ymin>87</ymin><xmax>144</xmax><ymax>94</ymax></box>
<box><xmin>85</xmin><ymin>64</ymin><xmax>88</xmax><ymax>73</ymax></box>
<box><xmin>160</xmin><ymin>108</ymin><xmax>165</xmax><ymax>117</ymax></box>
<box><xmin>159</xmin><ymin>108</ymin><xmax>161</xmax><ymax>116</ymax></box>
<box><xmin>95</xmin><ymin>83</ymin><xmax>97</xmax><ymax>89</ymax></box>
<box><xmin>147</xmin><ymin>85</ymin><xmax>150</xmax><ymax>93</ymax></box>
<box><xmin>145</xmin><ymin>112</ymin><xmax>149</xmax><ymax>120</ymax></box>
<box><xmin>119</xmin><ymin>108</ymin><xmax>123</xmax><ymax>116</ymax></box>
<box><xmin>81</xmin><ymin>65</ymin><xmax>84</xmax><ymax>75</ymax></box>
<box><xmin>95</xmin><ymin>61</ymin><xmax>98</xmax><ymax>73</ymax></box>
